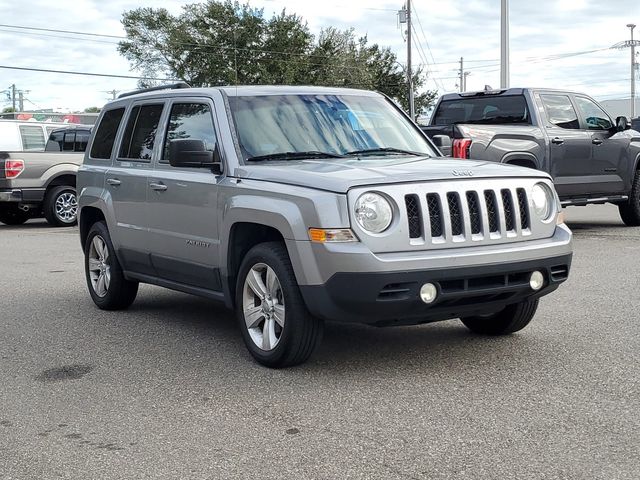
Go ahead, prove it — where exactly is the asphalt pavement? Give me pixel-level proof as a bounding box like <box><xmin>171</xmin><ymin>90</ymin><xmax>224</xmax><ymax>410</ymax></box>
<box><xmin>0</xmin><ymin>204</ymin><xmax>638</xmax><ymax>479</ymax></box>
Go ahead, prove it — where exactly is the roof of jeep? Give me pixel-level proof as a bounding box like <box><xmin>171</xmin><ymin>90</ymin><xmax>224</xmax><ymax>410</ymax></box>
<box><xmin>112</xmin><ymin>85</ymin><xmax>381</xmax><ymax>103</ymax></box>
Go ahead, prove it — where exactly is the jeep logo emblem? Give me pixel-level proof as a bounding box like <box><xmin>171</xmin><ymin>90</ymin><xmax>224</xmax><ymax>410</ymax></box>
<box><xmin>452</xmin><ymin>170</ymin><xmax>474</xmax><ymax>177</ymax></box>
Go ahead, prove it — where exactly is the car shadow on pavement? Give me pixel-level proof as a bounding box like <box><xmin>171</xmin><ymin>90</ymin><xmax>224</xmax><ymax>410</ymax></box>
<box><xmin>0</xmin><ymin>219</ymin><xmax>60</xmax><ymax>230</ymax></box>
<box><xmin>119</xmin><ymin>289</ymin><xmax>538</xmax><ymax>374</ymax></box>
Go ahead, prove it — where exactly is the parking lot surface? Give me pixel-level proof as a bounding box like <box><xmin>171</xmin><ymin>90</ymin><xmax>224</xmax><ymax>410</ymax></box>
<box><xmin>1</xmin><ymin>204</ymin><xmax>638</xmax><ymax>479</ymax></box>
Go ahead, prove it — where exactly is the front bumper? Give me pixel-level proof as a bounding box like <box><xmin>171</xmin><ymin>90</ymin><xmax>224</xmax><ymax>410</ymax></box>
<box><xmin>292</xmin><ymin>224</ymin><xmax>573</xmax><ymax>326</ymax></box>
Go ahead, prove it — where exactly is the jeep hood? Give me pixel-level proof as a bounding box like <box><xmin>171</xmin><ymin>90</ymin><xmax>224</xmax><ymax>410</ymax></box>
<box><xmin>233</xmin><ymin>156</ymin><xmax>549</xmax><ymax>194</ymax></box>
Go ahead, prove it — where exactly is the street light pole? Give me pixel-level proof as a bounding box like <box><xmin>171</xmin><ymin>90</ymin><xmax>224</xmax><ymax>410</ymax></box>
<box><xmin>631</xmin><ymin>24</ymin><xmax>636</xmax><ymax>118</ymax></box>
<box><xmin>500</xmin><ymin>0</ymin><xmax>509</xmax><ymax>88</ymax></box>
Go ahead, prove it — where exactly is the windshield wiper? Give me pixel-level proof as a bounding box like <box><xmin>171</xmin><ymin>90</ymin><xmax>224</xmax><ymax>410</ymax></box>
<box><xmin>246</xmin><ymin>151</ymin><xmax>344</xmax><ymax>162</ymax></box>
<box><xmin>344</xmin><ymin>147</ymin><xmax>429</xmax><ymax>157</ymax></box>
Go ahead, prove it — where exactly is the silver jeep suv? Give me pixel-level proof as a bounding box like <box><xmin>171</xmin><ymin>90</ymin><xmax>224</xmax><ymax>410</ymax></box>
<box><xmin>78</xmin><ymin>84</ymin><xmax>573</xmax><ymax>367</ymax></box>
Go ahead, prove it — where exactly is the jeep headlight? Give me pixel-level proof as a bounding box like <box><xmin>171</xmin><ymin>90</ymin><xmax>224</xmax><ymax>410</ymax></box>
<box><xmin>531</xmin><ymin>183</ymin><xmax>555</xmax><ymax>221</ymax></box>
<box><xmin>354</xmin><ymin>192</ymin><xmax>393</xmax><ymax>233</ymax></box>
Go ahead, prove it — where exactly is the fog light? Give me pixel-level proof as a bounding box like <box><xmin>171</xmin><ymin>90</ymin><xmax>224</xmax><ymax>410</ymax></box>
<box><xmin>420</xmin><ymin>283</ymin><xmax>438</xmax><ymax>304</ymax></box>
<box><xmin>529</xmin><ymin>271</ymin><xmax>544</xmax><ymax>291</ymax></box>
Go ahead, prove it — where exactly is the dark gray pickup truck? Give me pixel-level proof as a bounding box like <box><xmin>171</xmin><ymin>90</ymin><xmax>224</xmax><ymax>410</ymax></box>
<box><xmin>422</xmin><ymin>88</ymin><xmax>640</xmax><ymax>226</ymax></box>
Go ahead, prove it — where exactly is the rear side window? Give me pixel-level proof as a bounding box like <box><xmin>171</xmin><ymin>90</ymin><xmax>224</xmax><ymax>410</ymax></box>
<box><xmin>90</xmin><ymin>108</ymin><xmax>125</xmax><ymax>159</ymax></box>
<box><xmin>161</xmin><ymin>103</ymin><xmax>217</xmax><ymax>163</ymax></box>
<box><xmin>75</xmin><ymin>130</ymin><xmax>90</xmax><ymax>151</ymax></box>
<box><xmin>19</xmin><ymin>125</ymin><xmax>45</xmax><ymax>151</ymax></box>
<box><xmin>540</xmin><ymin>95</ymin><xmax>579</xmax><ymax>129</ymax></box>
<box><xmin>119</xmin><ymin>104</ymin><xmax>164</xmax><ymax>161</ymax></box>
<box><xmin>432</xmin><ymin>95</ymin><xmax>529</xmax><ymax>126</ymax></box>
<box><xmin>63</xmin><ymin>132</ymin><xmax>75</xmax><ymax>151</ymax></box>
<box><xmin>45</xmin><ymin>130</ymin><xmax>64</xmax><ymax>151</ymax></box>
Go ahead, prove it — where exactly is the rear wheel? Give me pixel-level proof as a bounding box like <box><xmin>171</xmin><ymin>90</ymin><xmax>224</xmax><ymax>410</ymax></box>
<box><xmin>460</xmin><ymin>299</ymin><xmax>539</xmax><ymax>335</ymax></box>
<box><xmin>0</xmin><ymin>205</ymin><xmax>30</xmax><ymax>225</ymax></box>
<box><xmin>44</xmin><ymin>185</ymin><xmax>78</xmax><ymax>227</ymax></box>
<box><xmin>84</xmin><ymin>221</ymin><xmax>138</xmax><ymax>310</ymax></box>
<box><xmin>236</xmin><ymin>242</ymin><xmax>323</xmax><ymax>368</ymax></box>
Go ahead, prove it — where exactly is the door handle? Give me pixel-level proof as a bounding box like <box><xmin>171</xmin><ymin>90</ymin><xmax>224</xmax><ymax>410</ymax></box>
<box><xmin>149</xmin><ymin>182</ymin><xmax>168</xmax><ymax>191</ymax></box>
<box><xmin>592</xmin><ymin>138</ymin><xmax>603</xmax><ymax>145</ymax></box>
<box><xmin>551</xmin><ymin>137</ymin><xmax>564</xmax><ymax>145</ymax></box>
<box><xmin>106</xmin><ymin>178</ymin><xmax>121</xmax><ymax>186</ymax></box>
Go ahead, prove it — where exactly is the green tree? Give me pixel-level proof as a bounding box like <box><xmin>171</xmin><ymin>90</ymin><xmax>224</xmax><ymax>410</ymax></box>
<box><xmin>84</xmin><ymin>107</ymin><xmax>101</xmax><ymax>113</ymax></box>
<box><xmin>2</xmin><ymin>106</ymin><xmax>16</xmax><ymax>113</ymax></box>
<box><xmin>118</xmin><ymin>0</ymin><xmax>437</xmax><ymax>115</ymax></box>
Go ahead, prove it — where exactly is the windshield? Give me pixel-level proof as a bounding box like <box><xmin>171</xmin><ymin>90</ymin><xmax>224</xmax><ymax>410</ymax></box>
<box><xmin>432</xmin><ymin>95</ymin><xmax>530</xmax><ymax>126</ymax></box>
<box><xmin>227</xmin><ymin>94</ymin><xmax>436</xmax><ymax>161</ymax></box>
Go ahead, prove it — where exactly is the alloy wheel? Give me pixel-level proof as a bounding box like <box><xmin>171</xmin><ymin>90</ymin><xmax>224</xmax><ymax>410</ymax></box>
<box><xmin>88</xmin><ymin>235</ymin><xmax>111</xmax><ymax>297</ymax></box>
<box><xmin>242</xmin><ymin>263</ymin><xmax>285</xmax><ymax>351</ymax></box>
<box><xmin>55</xmin><ymin>191</ymin><xmax>77</xmax><ymax>223</ymax></box>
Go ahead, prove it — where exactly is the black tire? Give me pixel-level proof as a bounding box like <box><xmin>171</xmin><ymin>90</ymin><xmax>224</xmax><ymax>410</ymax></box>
<box><xmin>619</xmin><ymin>170</ymin><xmax>640</xmax><ymax>226</ymax></box>
<box><xmin>235</xmin><ymin>241</ymin><xmax>323</xmax><ymax>368</ymax></box>
<box><xmin>84</xmin><ymin>221</ymin><xmax>138</xmax><ymax>310</ymax></box>
<box><xmin>0</xmin><ymin>206</ymin><xmax>30</xmax><ymax>225</ymax></box>
<box><xmin>44</xmin><ymin>185</ymin><xmax>78</xmax><ymax>227</ymax></box>
<box><xmin>460</xmin><ymin>299</ymin><xmax>539</xmax><ymax>335</ymax></box>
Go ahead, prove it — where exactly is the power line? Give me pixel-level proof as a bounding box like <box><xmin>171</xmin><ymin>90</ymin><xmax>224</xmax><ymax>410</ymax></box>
<box><xmin>0</xmin><ymin>65</ymin><xmax>175</xmax><ymax>81</ymax></box>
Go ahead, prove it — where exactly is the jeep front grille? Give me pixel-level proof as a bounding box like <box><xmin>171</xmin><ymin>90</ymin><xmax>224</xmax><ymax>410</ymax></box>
<box><xmin>404</xmin><ymin>186</ymin><xmax>531</xmax><ymax>244</ymax></box>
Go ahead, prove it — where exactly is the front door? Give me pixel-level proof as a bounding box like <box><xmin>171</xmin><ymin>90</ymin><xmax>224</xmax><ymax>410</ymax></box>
<box><xmin>573</xmin><ymin>95</ymin><xmax>626</xmax><ymax>195</ymax></box>
<box><xmin>538</xmin><ymin>93</ymin><xmax>592</xmax><ymax>198</ymax></box>
<box><xmin>146</xmin><ymin>99</ymin><xmax>222</xmax><ymax>292</ymax></box>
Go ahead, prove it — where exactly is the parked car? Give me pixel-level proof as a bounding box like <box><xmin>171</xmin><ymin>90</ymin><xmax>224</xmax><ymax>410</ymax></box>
<box><xmin>78</xmin><ymin>84</ymin><xmax>573</xmax><ymax>367</ymax></box>
<box><xmin>45</xmin><ymin>126</ymin><xmax>92</xmax><ymax>152</ymax></box>
<box><xmin>0</xmin><ymin>119</ymin><xmax>76</xmax><ymax>152</ymax></box>
<box><xmin>421</xmin><ymin>88</ymin><xmax>640</xmax><ymax>226</ymax></box>
<box><xmin>0</xmin><ymin>127</ymin><xmax>85</xmax><ymax>226</ymax></box>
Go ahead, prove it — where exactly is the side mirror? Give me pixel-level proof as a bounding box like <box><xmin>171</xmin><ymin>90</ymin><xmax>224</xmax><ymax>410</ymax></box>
<box><xmin>432</xmin><ymin>135</ymin><xmax>452</xmax><ymax>156</ymax></box>
<box><xmin>616</xmin><ymin>116</ymin><xmax>630</xmax><ymax>132</ymax></box>
<box><xmin>168</xmin><ymin>139</ymin><xmax>222</xmax><ymax>174</ymax></box>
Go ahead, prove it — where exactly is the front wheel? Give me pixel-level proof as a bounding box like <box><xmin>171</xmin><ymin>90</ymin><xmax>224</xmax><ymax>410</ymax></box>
<box><xmin>84</xmin><ymin>221</ymin><xmax>138</xmax><ymax>310</ymax></box>
<box><xmin>618</xmin><ymin>170</ymin><xmax>640</xmax><ymax>226</ymax></box>
<box><xmin>0</xmin><ymin>206</ymin><xmax>30</xmax><ymax>225</ymax></box>
<box><xmin>236</xmin><ymin>242</ymin><xmax>323</xmax><ymax>368</ymax></box>
<box><xmin>460</xmin><ymin>299</ymin><xmax>539</xmax><ymax>335</ymax></box>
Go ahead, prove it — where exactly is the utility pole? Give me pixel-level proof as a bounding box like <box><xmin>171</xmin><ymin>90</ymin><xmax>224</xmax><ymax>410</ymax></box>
<box><xmin>612</xmin><ymin>25</ymin><xmax>640</xmax><ymax>118</ymax></box>
<box><xmin>500</xmin><ymin>0</ymin><xmax>510</xmax><ymax>88</ymax></box>
<box><xmin>11</xmin><ymin>84</ymin><xmax>16</xmax><ymax>111</ymax></box>
<box><xmin>406</xmin><ymin>0</ymin><xmax>415</xmax><ymax>120</ymax></box>
<box><xmin>458</xmin><ymin>57</ymin><xmax>471</xmax><ymax>92</ymax></box>
<box><xmin>629</xmin><ymin>23</ymin><xmax>636</xmax><ymax>118</ymax></box>
<box><xmin>18</xmin><ymin>91</ymin><xmax>24</xmax><ymax>112</ymax></box>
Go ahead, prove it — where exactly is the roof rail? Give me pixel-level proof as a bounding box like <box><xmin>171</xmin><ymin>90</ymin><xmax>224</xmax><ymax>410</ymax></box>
<box><xmin>117</xmin><ymin>82</ymin><xmax>191</xmax><ymax>99</ymax></box>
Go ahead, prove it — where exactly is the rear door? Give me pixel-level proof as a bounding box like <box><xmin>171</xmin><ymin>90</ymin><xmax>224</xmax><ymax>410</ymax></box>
<box><xmin>573</xmin><ymin>95</ymin><xmax>626</xmax><ymax>195</ymax></box>
<box><xmin>538</xmin><ymin>93</ymin><xmax>591</xmax><ymax>197</ymax></box>
<box><xmin>146</xmin><ymin>98</ymin><xmax>223</xmax><ymax>292</ymax></box>
<box><xmin>106</xmin><ymin>101</ymin><xmax>166</xmax><ymax>275</ymax></box>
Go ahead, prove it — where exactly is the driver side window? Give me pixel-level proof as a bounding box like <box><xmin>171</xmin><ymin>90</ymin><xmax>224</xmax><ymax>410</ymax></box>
<box><xmin>574</xmin><ymin>96</ymin><xmax>612</xmax><ymax>130</ymax></box>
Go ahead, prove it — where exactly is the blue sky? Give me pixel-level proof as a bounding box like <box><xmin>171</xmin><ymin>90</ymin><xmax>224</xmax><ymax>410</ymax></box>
<box><xmin>0</xmin><ymin>0</ymin><xmax>637</xmax><ymax>111</ymax></box>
